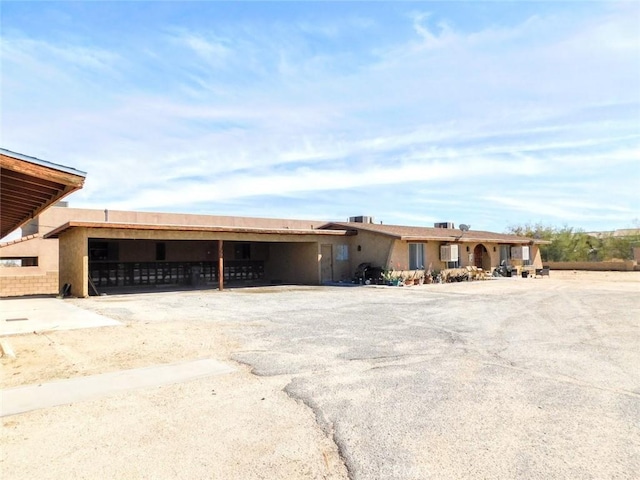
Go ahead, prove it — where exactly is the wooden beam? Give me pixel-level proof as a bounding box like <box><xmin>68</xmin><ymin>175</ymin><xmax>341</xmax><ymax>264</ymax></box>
<box><xmin>1</xmin><ymin>175</ymin><xmax>62</xmax><ymax>197</ymax></box>
<box><xmin>218</xmin><ymin>240</ymin><xmax>224</xmax><ymax>291</ymax></box>
<box><xmin>1</xmin><ymin>153</ymin><xmax>85</xmax><ymax>188</ymax></box>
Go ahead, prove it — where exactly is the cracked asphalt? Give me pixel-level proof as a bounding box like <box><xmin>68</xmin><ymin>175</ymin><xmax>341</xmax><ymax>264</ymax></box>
<box><xmin>225</xmin><ymin>276</ymin><xmax>640</xmax><ymax>479</ymax></box>
<box><xmin>3</xmin><ymin>272</ymin><xmax>639</xmax><ymax>479</ymax></box>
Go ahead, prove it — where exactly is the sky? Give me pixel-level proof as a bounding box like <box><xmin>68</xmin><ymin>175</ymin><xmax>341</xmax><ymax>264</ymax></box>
<box><xmin>1</xmin><ymin>1</ymin><xmax>639</xmax><ymax>235</ymax></box>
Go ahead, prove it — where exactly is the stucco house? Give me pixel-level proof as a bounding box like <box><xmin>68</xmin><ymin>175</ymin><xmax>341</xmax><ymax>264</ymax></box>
<box><xmin>2</xmin><ymin>204</ymin><xmax>546</xmax><ymax>297</ymax></box>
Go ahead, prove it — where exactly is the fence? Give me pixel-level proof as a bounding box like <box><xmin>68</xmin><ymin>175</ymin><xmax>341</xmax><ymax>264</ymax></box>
<box><xmin>545</xmin><ymin>261</ymin><xmax>638</xmax><ymax>271</ymax></box>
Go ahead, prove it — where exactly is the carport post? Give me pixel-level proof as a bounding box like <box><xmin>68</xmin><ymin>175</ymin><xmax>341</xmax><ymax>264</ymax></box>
<box><xmin>218</xmin><ymin>240</ymin><xmax>224</xmax><ymax>291</ymax></box>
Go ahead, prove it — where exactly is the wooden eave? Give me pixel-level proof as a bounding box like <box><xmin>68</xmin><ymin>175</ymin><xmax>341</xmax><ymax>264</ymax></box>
<box><xmin>1</xmin><ymin>151</ymin><xmax>86</xmax><ymax>238</ymax></box>
<box><xmin>44</xmin><ymin>221</ymin><xmax>355</xmax><ymax>239</ymax></box>
<box><xmin>398</xmin><ymin>234</ymin><xmax>549</xmax><ymax>245</ymax></box>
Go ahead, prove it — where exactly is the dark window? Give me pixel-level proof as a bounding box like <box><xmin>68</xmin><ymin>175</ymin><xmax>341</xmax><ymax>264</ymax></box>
<box><xmin>89</xmin><ymin>240</ymin><xmax>119</xmax><ymax>261</ymax></box>
<box><xmin>107</xmin><ymin>242</ymin><xmax>119</xmax><ymax>261</ymax></box>
<box><xmin>156</xmin><ymin>243</ymin><xmax>166</xmax><ymax>261</ymax></box>
<box><xmin>409</xmin><ymin>243</ymin><xmax>424</xmax><ymax>269</ymax></box>
<box><xmin>89</xmin><ymin>241</ymin><xmax>109</xmax><ymax>261</ymax></box>
<box><xmin>234</xmin><ymin>243</ymin><xmax>251</xmax><ymax>260</ymax></box>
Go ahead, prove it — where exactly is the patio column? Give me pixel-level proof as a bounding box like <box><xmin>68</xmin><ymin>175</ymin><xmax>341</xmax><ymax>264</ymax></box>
<box><xmin>218</xmin><ymin>240</ymin><xmax>224</xmax><ymax>291</ymax></box>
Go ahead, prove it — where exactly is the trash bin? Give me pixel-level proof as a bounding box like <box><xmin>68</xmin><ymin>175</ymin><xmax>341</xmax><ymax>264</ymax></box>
<box><xmin>522</xmin><ymin>271</ymin><xmax>529</xmax><ymax>278</ymax></box>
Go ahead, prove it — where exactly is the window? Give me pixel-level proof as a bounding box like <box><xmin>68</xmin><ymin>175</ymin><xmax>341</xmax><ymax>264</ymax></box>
<box><xmin>511</xmin><ymin>245</ymin><xmax>531</xmax><ymax>266</ymax></box>
<box><xmin>409</xmin><ymin>243</ymin><xmax>425</xmax><ymax>270</ymax></box>
<box><xmin>156</xmin><ymin>243</ymin><xmax>166</xmax><ymax>261</ymax></box>
<box><xmin>234</xmin><ymin>243</ymin><xmax>251</xmax><ymax>260</ymax></box>
<box><xmin>336</xmin><ymin>245</ymin><xmax>349</xmax><ymax>261</ymax></box>
<box><xmin>499</xmin><ymin>245</ymin><xmax>511</xmax><ymax>264</ymax></box>
<box><xmin>89</xmin><ymin>241</ymin><xmax>109</xmax><ymax>261</ymax></box>
<box><xmin>89</xmin><ymin>240</ymin><xmax>119</xmax><ymax>261</ymax></box>
<box><xmin>0</xmin><ymin>257</ymin><xmax>38</xmax><ymax>267</ymax></box>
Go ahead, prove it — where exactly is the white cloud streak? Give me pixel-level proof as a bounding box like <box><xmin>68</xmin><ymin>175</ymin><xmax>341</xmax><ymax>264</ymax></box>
<box><xmin>1</xmin><ymin>3</ymin><xmax>638</xmax><ymax>231</ymax></box>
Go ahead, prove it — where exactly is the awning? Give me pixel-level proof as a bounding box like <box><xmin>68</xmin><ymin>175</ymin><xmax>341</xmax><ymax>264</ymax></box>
<box><xmin>1</xmin><ymin>148</ymin><xmax>86</xmax><ymax>238</ymax></box>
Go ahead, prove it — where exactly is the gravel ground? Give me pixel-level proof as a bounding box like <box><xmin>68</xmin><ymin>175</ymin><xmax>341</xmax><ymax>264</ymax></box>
<box><xmin>1</xmin><ymin>271</ymin><xmax>639</xmax><ymax>479</ymax></box>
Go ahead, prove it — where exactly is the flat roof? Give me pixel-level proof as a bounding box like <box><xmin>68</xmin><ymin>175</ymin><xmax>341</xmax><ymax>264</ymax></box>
<box><xmin>44</xmin><ymin>221</ymin><xmax>355</xmax><ymax>239</ymax></box>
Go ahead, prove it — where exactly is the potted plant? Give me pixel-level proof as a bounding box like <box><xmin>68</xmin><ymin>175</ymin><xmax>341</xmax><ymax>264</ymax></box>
<box><xmin>404</xmin><ymin>271</ymin><xmax>415</xmax><ymax>286</ymax></box>
<box><xmin>382</xmin><ymin>269</ymin><xmax>402</xmax><ymax>286</ymax></box>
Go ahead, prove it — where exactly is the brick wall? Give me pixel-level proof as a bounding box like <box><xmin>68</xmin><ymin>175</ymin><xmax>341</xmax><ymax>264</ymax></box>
<box><xmin>0</xmin><ymin>271</ymin><xmax>58</xmax><ymax>297</ymax></box>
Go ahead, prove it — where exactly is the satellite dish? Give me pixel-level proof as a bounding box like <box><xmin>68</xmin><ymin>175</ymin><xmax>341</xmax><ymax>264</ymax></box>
<box><xmin>459</xmin><ymin>224</ymin><xmax>470</xmax><ymax>232</ymax></box>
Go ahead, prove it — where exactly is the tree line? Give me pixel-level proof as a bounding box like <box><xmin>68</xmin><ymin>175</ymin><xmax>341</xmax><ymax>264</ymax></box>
<box><xmin>506</xmin><ymin>224</ymin><xmax>640</xmax><ymax>262</ymax></box>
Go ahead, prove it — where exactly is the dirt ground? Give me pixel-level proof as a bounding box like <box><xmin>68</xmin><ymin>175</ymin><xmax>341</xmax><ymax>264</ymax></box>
<box><xmin>1</xmin><ymin>270</ymin><xmax>639</xmax><ymax>479</ymax></box>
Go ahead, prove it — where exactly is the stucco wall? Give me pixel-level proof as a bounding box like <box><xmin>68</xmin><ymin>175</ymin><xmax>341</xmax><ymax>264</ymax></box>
<box><xmin>0</xmin><ymin>236</ymin><xmax>60</xmax><ymax>296</ymax></box>
<box><xmin>0</xmin><ymin>236</ymin><xmax>59</xmax><ymax>271</ymax></box>
<box><xmin>266</xmin><ymin>242</ymin><xmax>318</xmax><ymax>284</ymax></box>
<box><xmin>348</xmin><ymin>230</ymin><xmax>394</xmax><ymax>272</ymax></box>
<box><xmin>34</xmin><ymin>206</ymin><xmax>328</xmax><ymax>235</ymax></box>
<box><xmin>389</xmin><ymin>241</ymin><xmax>443</xmax><ymax>270</ymax></box>
<box><xmin>59</xmin><ymin>228</ymin><xmax>89</xmax><ymax>298</ymax></box>
<box><xmin>386</xmin><ymin>241</ymin><xmax>542</xmax><ymax>272</ymax></box>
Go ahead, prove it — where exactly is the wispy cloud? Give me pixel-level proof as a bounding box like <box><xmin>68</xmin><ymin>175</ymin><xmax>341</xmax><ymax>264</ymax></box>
<box><xmin>1</xmin><ymin>2</ymin><xmax>638</xmax><ymax>232</ymax></box>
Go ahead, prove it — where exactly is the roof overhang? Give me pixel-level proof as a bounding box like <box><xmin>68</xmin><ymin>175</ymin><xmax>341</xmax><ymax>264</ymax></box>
<box><xmin>44</xmin><ymin>221</ymin><xmax>355</xmax><ymax>239</ymax></box>
<box><xmin>398</xmin><ymin>235</ymin><xmax>551</xmax><ymax>245</ymax></box>
<box><xmin>323</xmin><ymin>222</ymin><xmax>549</xmax><ymax>245</ymax></box>
<box><xmin>1</xmin><ymin>148</ymin><xmax>86</xmax><ymax>238</ymax></box>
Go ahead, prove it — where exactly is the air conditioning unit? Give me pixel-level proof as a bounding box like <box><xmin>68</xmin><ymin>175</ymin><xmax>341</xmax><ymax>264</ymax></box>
<box><xmin>511</xmin><ymin>246</ymin><xmax>530</xmax><ymax>261</ymax></box>
<box><xmin>434</xmin><ymin>222</ymin><xmax>455</xmax><ymax>229</ymax></box>
<box><xmin>349</xmin><ymin>216</ymin><xmax>374</xmax><ymax>224</ymax></box>
<box><xmin>440</xmin><ymin>244</ymin><xmax>459</xmax><ymax>262</ymax></box>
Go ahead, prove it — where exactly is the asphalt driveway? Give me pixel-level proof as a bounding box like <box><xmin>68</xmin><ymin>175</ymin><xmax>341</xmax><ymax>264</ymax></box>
<box><xmin>3</xmin><ymin>273</ymin><xmax>639</xmax><ymax>479</ymax></box>
<box><xmin>223</xmin><ymin>278</ymin><xmax>640</xmax><ymax>479</ymax></box>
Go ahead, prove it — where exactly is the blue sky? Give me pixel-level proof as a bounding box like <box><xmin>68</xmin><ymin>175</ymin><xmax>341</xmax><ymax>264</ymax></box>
<box><xmin>2</xmin><ymin>1</ymin><xmax>639</xmax><ymax>234</ymax></box>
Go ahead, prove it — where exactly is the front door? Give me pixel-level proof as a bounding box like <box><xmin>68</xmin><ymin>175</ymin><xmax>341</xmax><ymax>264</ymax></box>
<box><xmin>473</xmin><ymin>244</ymin><xmax>485</xmax><ymax>269</ymax></box>
<box><xmin>321</xmin><ymin>244</ymin><xmax>333</xmax><ymax>283</ymax></box>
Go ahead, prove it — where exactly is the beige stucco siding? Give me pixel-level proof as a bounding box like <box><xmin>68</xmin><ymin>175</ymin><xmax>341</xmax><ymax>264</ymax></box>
<box><xmin>347</xmin><ymin>230</ymin><xmax>394</xmax><ymax>272</ymax></box>
<box><xmin>31</xmin><ymin>206</ymin><xmax>327</xmax><ymax>236</ymax></box>
<box><xmin>59</xmin><ymin>227</ymin><xmax>89</xmax><ymax>298</ymax></box>
<box><xmin>0</xmin><ymin>237</ymin><xmax>59</xmax><ymax>272</ymax></box>
<box><xmin>387</xmin><ymin>240</ymin><xmax>542</xmax><ymax>272</ymax></box>
<box><xmin>266</xmin><ymin>242</ymin><xmax>318</xmax><ymax>284</ymax></box>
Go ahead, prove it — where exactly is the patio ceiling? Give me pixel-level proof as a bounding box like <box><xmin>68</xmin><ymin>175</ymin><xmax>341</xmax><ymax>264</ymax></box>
<box><xmin>1</xmin><ymin>149</ymin><xmax>86</xmax><ymax>239</ymax></box>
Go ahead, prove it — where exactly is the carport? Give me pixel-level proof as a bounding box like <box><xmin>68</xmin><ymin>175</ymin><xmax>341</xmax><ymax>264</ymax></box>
<box><xmin>44</xmin><ymin>221</ymin><xmax>354</xmax><ymax>297</ymax></box>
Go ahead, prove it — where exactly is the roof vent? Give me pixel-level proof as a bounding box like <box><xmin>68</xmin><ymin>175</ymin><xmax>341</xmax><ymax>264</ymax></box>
<box><xmin>434</xmin><ymin>222</ymin><xmax>455</xmax><ymax>229</ymax></box>
<box><xmin>349</xmin><ymin>216</ymin><xmax>374</xmax><ymax>224</ymax></box>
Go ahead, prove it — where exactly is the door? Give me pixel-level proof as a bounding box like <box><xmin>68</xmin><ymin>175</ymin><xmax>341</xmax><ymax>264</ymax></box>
<box><xmin>474</xmin><ymin>244</ymin><xmax>486</xmax><ymax>269</ymax></box>
<box><xmin>321</xmin><ymin>244</ymin><xmax>333</xmax><ymax>283</ymax></box>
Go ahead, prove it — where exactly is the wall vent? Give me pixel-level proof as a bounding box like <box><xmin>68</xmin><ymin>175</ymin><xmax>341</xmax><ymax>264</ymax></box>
<box><xmin>434</xmin><ymin>222</ymin><xmax>455</xmax><ymax>229</ymax></box>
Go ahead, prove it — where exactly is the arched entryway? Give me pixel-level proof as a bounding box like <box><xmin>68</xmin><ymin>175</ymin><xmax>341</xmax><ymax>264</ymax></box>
<box><xmin>473</xmin><ymin>244</ymin><xmax>490</xmax><ymax>270</ymax></box>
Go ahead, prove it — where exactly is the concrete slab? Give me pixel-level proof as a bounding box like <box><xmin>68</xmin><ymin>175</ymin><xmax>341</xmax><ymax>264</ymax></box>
<box><xmin>1</xmin><ymin>358</ymin><xmax>235</xmax><ymax>417</ymax></box>
<box><xmin>0</xmin><ymin>297</ymin><xmax>120</xmax><ymax>336</ymax></box>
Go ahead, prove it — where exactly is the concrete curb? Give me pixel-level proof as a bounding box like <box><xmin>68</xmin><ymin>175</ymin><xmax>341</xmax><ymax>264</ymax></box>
<box><xmin>1</xmin><ymin>358</ymin><xmax>235</xmax><ymax>417</ymax></box>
